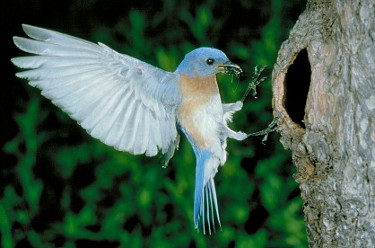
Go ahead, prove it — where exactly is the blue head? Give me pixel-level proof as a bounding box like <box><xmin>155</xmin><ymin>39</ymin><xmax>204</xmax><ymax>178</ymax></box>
<box><xmin>175</xmin><ymin>47</ymin><xmax>242</xmax><ymax>77</ymax></box>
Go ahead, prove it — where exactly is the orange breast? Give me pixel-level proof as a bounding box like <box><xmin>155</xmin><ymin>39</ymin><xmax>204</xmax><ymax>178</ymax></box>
<box><xmin>177</xmin><ymin>73</ymin><xmax>219</xmax><ymax>148</ymax></box>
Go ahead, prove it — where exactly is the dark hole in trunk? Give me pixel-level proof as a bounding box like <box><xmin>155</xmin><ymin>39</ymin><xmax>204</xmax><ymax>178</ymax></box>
<box><xmin>284</xmin><ymin>49</ymin><xmax>311</xmax><ymax>129</ymax></box>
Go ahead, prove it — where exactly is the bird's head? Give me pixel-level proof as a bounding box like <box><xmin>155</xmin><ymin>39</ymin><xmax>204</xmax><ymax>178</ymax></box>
<box><xmin>175</xmin><ymin>47</ymin><xmax>242</xmax><ymax>77</ymax></box>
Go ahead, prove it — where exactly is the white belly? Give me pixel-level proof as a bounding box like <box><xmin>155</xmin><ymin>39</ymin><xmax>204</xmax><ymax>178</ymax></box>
<box><xmin>192</xmin><ymin>95</ymin><xmax>222</xmax><ymax>144</ymax></box>
<box><xmin>178</xmin><ymin>94</ymin><xmax>226</xmax><ymax>161</ymax></box>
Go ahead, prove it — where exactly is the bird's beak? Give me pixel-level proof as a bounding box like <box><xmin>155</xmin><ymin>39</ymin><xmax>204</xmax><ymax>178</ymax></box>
<box><xmin>217</xmin><ymin>61</ymin><xmax>243</xmax><ymax>76</ymax></box>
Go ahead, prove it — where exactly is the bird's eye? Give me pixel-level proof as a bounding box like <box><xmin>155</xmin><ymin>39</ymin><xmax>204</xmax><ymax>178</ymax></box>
<box><xmin>206</xmin><ymin>58</ymin><xmax>214</xmax><ymax>65</ymax></box>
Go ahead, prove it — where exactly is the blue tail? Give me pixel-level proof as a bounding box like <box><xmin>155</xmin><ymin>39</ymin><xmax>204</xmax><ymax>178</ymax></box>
<box><xmin>194</xmin><ymin>156</ymin><xmax>222</xmax><ymax>234</ymax></box>
<box><xmin>179</xmin><ymin>127</ymin><xmax>221</xmax><ymax>234</ymax></box>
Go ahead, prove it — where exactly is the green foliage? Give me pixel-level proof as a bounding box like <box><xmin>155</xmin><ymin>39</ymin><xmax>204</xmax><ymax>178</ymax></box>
<box><xmin>3</xmin><ymin>0</ymin><xmax>307</xmax><ymax>247</ymax></box>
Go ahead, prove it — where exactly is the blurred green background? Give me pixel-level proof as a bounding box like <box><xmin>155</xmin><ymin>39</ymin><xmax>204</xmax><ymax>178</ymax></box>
<box><xmin>1</xmin><ymin>0</ymin><xmax>307</xmax><ymax>247</ymax></box>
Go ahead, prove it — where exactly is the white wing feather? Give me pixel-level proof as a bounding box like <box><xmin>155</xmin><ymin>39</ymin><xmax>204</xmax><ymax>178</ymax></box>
<box><xmin>12</xmin><ymin>24</ymin><xmax>181</xmax><ymax>156</ymax></box>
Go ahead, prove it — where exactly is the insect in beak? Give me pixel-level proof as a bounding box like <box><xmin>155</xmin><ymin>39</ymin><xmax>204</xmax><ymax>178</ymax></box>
<box><xmin>217</xmin><ymin>62</ymin><xmax>243</xmax><ymax>76</ymax></box>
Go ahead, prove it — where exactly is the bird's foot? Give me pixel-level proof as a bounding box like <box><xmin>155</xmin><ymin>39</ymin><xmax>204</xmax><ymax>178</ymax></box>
<box><xmin>241</xmin><ymin>66</ymin><xmax>267</xmax><ymax>102</ymax></box>
<box><xmin>247</xmin><ymin>117</ymin><xmax>278</xmax><ymax>144</ymax></box>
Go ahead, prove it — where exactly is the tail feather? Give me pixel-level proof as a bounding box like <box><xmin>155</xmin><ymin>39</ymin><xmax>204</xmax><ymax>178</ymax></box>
<box><xmin>194</xmin><ymin>150</ymin><xmax>221</xmax><ymax>234</ymax></box>
<box><xmin>194</xmin><ymin>149</ymin><xmax>209</xmax><ymax>229</ymax></box>
<box><xmin>197</xmin><ymin>178</ymin><xmax>221</xmax><ymax>234</ymax></box>
<box><xmin>179</xmin><ymin>127</ymin><xmax>222</xmax><ymax>234</ymax></box>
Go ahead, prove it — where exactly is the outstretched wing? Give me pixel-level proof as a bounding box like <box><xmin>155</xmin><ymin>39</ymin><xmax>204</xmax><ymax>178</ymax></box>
<box><xmin>12</xmin><ymin>24</ymin><xmax>182</xmax><ymax>156</ymax></box>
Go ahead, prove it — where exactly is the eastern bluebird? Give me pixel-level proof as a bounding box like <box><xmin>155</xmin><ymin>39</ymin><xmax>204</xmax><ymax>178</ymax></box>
<box><xmin>12</xmin><ymin>24</ymin><xmax>248</xmax><ymax>234</ymax></box>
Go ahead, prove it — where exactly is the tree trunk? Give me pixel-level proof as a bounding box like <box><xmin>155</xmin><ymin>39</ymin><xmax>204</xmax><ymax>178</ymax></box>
<box><xmin>272</xmin><ymin>0</ymin><xmax>375</xmax><ymax>247</ymax></box>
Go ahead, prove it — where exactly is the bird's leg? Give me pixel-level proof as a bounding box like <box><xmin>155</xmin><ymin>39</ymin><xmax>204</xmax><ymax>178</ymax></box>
<box><xmin>223</xmin><ymin>101</ymin><xmax>242</xmax><ymax>114</ymax></box>
<box><xmin>247</xmin><ymin>117</ymin><xmax>278</xmax><ymax>144</ymax></box>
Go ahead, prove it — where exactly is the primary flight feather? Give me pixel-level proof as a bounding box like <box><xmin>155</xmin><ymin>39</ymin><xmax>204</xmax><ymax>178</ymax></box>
<box><xmin>12</xmin><ymin>24</ymin><xmax>248</xmax><ymax>234</ymax></box>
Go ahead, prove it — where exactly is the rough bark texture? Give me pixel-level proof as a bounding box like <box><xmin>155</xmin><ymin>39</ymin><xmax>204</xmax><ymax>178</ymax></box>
<box><xmin>272</xmin><ymin>0</ymin><xmax>375</xmax><ymax>247</ymax></box>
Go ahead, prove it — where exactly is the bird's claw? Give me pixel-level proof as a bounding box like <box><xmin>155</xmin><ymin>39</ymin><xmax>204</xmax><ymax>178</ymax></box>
<box><xmin>241</xmin><ymin>66</ymin><xmax>267</xmax><ymax>102</ymax></box>
<box><xmin>247</xmin><ymin>117</ymin><xmax>278</xmax><ymax>144</ymax></box>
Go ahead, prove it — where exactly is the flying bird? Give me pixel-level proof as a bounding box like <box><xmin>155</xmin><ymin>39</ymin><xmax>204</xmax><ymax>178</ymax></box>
<box><xmin>11</xmin><ymin>24</ymin><xmax>248</xmax><ymax>234</ymax></box>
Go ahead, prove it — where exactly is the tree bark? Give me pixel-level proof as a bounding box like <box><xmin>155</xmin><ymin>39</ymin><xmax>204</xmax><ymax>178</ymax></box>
<box><xmin>272</xmin><ymin>0</ymin><xmax>375</xmax><ymax>247</ymax></box>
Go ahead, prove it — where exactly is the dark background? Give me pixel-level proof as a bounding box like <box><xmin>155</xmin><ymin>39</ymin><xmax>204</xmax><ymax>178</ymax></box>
<box><xmin>1</xmin><ymin>0</ymin><xmax>307</xmax><ymax>247</ymax></box>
